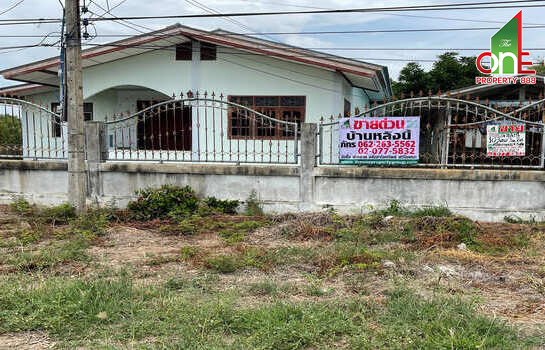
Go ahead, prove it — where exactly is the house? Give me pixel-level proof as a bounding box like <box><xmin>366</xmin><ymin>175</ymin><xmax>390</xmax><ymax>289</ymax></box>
<box><xmin>445</xmin><ymin>75</ymin><xmax>545</xmax><ymax>109</ymax></box>
<box><xmin>0</xmin><ymin>24</ymin><xmax>391</xmax><ymax>162</ymax></box>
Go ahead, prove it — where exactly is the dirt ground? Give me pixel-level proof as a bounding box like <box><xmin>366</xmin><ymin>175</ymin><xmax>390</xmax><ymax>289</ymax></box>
<box><xmin>1</xmin><ymin>207</ymin><xmax>544</xmax><ymax>348</ymax></box>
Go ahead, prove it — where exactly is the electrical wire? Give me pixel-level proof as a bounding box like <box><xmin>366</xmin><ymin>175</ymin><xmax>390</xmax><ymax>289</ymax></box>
<box><xmin>0</xmin><ymin>24</ymin><xmax>536</xmax><ymax>37</ymax></box>
<box><xmin>0</xmin><ymin>0</ymin><xmax>24</xmax><ymax>16</ymax></box>
<box><xmin>76</xmin><ymin>42</ymin><xmax>545</xmax><ymax>51</ymax></box>
<box><xmin>0</xmin><ymin>0</ymin><xmax>543</xmax><ymax>25</ymax></box>
<box><xmin>86</xmin><ymin>1</ymin><xmax>545</xmax><ymax>22</ymax></box>
<box><xmin>243</xmin><ymin>0</ymin><xmax>544</xmax><ymax>25</ymax></box>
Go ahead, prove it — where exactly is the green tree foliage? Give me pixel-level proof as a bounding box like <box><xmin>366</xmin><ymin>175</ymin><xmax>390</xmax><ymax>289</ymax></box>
<box><xmin>392</xmin><ymin>52</ymin><xmax>482</xmax><ymax>96</ymax></box>
<box><xmin>0</xmin><ymin>115</ymin><xmax>23</xmax><ymax>150</ymax></box>
<box><xmin>531</xmin><ymin>59</ymin><xmax>545</xmax><ymax>75</ymax></box>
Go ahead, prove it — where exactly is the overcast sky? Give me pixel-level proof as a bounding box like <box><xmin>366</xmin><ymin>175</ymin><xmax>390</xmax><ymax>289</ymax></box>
<box><xmin>0</xmin><ymin>0</ymin><xmax>544</xmax><ymax>88</ymax></box>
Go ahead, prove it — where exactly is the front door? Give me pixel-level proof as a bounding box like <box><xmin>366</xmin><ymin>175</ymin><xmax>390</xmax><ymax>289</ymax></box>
<box><xmin>136</xmin><ymin>100</ymin><xmax>192</xmax><ymax>151</ymax></box>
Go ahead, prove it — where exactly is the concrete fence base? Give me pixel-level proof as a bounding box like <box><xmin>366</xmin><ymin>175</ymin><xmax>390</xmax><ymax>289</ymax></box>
<box><xmin>1</xmin><ymin>159</ymin><xmax>545</xmax><ymax>222</ymax></box>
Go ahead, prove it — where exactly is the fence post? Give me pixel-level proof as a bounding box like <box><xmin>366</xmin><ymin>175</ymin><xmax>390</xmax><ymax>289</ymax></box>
<box><xmin>300</xmin><ymin>123</ymin><xmax>317</xmax><ymax>211</ymax></box>
<box><xmin>85</xmin><ymin>121</ymin><xmax>107</xmax><ymax>204</ymax></box>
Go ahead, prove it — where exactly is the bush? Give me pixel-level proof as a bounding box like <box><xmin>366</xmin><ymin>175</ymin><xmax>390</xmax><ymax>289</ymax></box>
<box><xmin>127</xmin><ymin>185</ymin><xmax>199</xmax><ymax>221</ymax></box>
<box><xmin>40</xmin><ymin>203</ymin><xmax>77</xmax><ymax>225</ymax></box>
<box><xmin>204</xmin><ymin>197</ymin><xmax>240</xmax><ymax>214</ymax></box>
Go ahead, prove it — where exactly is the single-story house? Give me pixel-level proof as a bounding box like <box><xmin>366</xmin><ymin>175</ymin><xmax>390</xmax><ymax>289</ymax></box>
<box><xmin>0</xmin><ymin>24</ymin><xmax>392</xmax><ymax>161</ymax></box>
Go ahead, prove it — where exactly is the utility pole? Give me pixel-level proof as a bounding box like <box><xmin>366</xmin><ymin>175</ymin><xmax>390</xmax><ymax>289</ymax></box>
<box><xmin>65</xmin><ymin>0</ymin><xmax>86</xmax><ymax>214</ymax></box>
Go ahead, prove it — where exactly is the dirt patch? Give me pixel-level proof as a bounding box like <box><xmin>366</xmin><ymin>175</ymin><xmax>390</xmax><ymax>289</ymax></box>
<box><xmin>0</xmin><ymin>332</ymin><xmax>54</xmax><ymax>350</ymax></box>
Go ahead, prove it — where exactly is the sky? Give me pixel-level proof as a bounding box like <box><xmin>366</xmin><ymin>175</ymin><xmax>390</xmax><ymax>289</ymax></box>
<box><xmin>0</xmin><ymin>0</ymin><xmax>544</xmax><ymax>89</ymax></box>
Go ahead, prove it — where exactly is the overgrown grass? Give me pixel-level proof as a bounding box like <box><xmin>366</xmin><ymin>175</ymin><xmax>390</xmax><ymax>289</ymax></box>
<box><xmin>0</xmin><ymin>275</ymin><xmax>539</xmax><ymax>349</ymax></box>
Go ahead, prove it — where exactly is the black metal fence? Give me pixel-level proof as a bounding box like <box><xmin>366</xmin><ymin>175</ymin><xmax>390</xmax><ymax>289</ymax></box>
<box><xmin>319</xmin><ymin>96</ymin><xmax>545</xmax><ymax>169</ymax></box>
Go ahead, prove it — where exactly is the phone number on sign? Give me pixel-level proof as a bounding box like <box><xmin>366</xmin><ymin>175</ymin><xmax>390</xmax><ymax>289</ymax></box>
<box><xmin>356</xmin><ymin>140</ymin><xmax>416</xmax><ymax>148</ymax></box>
<box><xmin>357</xmin><ymin>147</ymin><xmax>416</xmax><ymax>155</ymax></box>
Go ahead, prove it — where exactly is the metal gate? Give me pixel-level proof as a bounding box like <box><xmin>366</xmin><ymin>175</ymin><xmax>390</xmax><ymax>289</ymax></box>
<box><xmin>319</xmin><ymin>96</ymin><xmax>545</xmax><ymax>169</ymax></box>
<box><xmin>0</xmin><ymin>97</ymin><xmax>66</xmax><ymax>160</ymax></box>
<box><xmin>104</xmin><ymin>94</ymin><xmax>299</xmax><ymax>164</ymax></box>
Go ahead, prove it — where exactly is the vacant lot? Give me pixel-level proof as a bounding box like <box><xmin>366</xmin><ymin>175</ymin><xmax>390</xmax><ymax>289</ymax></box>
<box><xmin>0</xmin><ymin>191</ymin><xmax>544</xmax><ymax>349</ymax></box>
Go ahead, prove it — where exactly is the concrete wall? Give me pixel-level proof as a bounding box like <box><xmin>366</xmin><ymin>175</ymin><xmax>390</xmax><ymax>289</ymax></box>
<box><xmin>1</xmin><ymin>160</ymin><xmax>544</xmax><ymax>222</ymax></box>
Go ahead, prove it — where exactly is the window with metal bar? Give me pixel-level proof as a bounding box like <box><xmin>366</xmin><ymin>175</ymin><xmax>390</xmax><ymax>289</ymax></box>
<box><xmin>227</xmin><ymin>95</ymin><xmax>305</xmax><ymax>140</ymax></box>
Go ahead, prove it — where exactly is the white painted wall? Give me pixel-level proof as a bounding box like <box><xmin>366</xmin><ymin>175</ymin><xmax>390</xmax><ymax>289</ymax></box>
<box><xmin>19</xmin><ymin>44</ymin><xmax>377</xmax><ymax>161</ymax></box>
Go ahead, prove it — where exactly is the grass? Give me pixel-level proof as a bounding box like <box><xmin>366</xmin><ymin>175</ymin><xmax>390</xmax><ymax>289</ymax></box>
<box><xmin>5</xmin><ymin>237</ymin><xmax>90</xmax><ymax>272</ymax></box>
<box><xmin>0</xmin><ymin>275</ymin><xmax>539</xmax><ymax>349</ymax></box>
<box><xmin>1</xmin><ymin>197</ymin><xmax>544</xmax><ymax>349</ymax></box>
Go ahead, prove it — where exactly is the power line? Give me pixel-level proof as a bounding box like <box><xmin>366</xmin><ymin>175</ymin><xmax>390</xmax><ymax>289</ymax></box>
<box><xmin>0</xmin><ymin>0</ymin><xmax>543</xmax><ymax>25</ymax></box>
<box><xmin>2</xmin><ymin>23</ymin><xmax>545</xmax><ymax>38</ymax></box>
<box><xmin>86</xmin><ymin>1</ymin><xmax>545</xmax><ymax>21</ymax></box>
<box><xmin>244</xmin><ymin>0</ymin><xmax>544</xmax><ymax>25</ymax></box>
<box><xmin>76</xmin><ymin>42</ymin><xmax>545</xmax><ymax>51</ymax></box>
<box><xmin>0</xmin><ymin>0</ymin><xmax>24</xmax><ymax>16</ymax></box>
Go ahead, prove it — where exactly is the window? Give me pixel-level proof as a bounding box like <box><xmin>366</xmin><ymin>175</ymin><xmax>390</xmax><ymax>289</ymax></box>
<box><xmin>228</xmin><ymin>95</ymin><xmax>305</xmax><ymax>139</ymax></box>
<box><xmin>50</xmin><ymin>102</ymin><xmax>92</xmax><ymax>137</ymax></box>
<box><xmin>176</xmin><ymin>42</ymin><xmax>192</xmax><ymax>61</ymax></box>
<box><xmin>344</xmin><ymin>99</ymin><xmax>351</xmax><ymax>117</ymax></box>
<box><xmin>201</xmin><ymin>43</ymin><xmax>217</xmax><ymax>60</ymax></box>
<box><xmin>83</xmin><ymin>103</ymin><xmax>93</xmax><ymax>121</ymax></box>
<box><xmin>51</xmin><ymin>102</ymin><xmax>62</xmax><ymax>137</ymax></box>
<box><xmin>176</xmin><ymin>41</ymin><xmax>217</xmax><ymax>61</ymax></box>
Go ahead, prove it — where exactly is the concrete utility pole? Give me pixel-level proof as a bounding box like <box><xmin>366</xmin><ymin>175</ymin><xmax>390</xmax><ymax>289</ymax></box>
<box><xmin>65</xmin><ymin>0</ymin><xmax>86</xmax><ymax>214</ymax></box>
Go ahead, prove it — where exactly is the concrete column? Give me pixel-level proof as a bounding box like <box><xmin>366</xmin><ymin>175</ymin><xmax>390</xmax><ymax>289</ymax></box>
<box><xmin>85</xmin><ymin>121</ymin><xmax>107</xmax><ymax>203</ymax></box>
<box><xmin>300</xmin><ymin>123</ymin><xmax>317</xmax><ymax>211</ymax></box>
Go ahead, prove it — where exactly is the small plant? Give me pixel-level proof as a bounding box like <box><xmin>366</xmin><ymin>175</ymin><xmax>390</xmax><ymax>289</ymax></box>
<box><xmin>204</xmin><ymin>197</ymin><xmax>240</xmax><ymax>214</ymax></box>
<box><xmin>127</xmin><ymin>185</ymin><xmax>199</xmax><ymax>221</ymax></box>
<box><xmin>165</xmin><ymin>277</ymin><xmax>186</xmax><ymax>291</ymax></box>
<box><xmin>504</xmin><ymin>215</ymin><xmax>537</xmax><ymax>224</ymax></box>
<box><xmin>219</xmin><ymin>230</ymin><xmax>245</xmax><ymax>245</ymax></box>
<box><xmin>67</xmin><ymin>209</ymin><xmax>109</xmax><ymax>240</ymax></box>
<box><xmin>411</xmin><ymin>205</ymin><xmax>452</xmax><ymax>218</ymax></box>
<box><xmin>205</xmin><ymin>254</ymin><xmax>239</xmax><ymax>273</ymax></box>
<box><xmin>248</xmin><ymin>280</ymin><xmax>278</xmax><ymax>296</ymax></box>
<box><xmin>179</xmin><ymin>246</ymin><xmax>200</xmax><ymax>260</ymax></box>
<box><xmin>245</xmin><ymin>190</ymin><xmax>264</xmax><ymax>216</ymax></box>
<box><xmin>40</xmin><ymin>203</ymin><xmax>77</xmax><ymax>225</ymax></box>
<box><xmin>9</xmin><ymin>197</ymin><xmax>33</xmax><ymax>215</ymax></box>
<box><xmin>379</xmin><ymin>199</ymin><xmax>409</xmax><ymax>217</ymax></box>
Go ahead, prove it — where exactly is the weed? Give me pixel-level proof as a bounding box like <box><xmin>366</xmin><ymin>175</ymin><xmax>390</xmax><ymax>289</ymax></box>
<box><xmin>245</xmin><ymin>190</ymin><xmax>264</xmax><ymax>216</ymax></box>
<box><xmin>179</xmin><ymin>246</ymin><xmax>201</xmax><ymax>260</ymax></box>
<box><xmin>66</xmin><ymin>209</ymin><xmax>108</xmax><ymax>240</ymax></box>
<box><xmin>233</xmin><ymin>220</ymin><xmax>266</xmax><ymax>231</ymax></box>
<box><xmin>8</xmin><ymin>238</ymin><xmax>90</xmax><ymax>271</ymax></box>
<box><xmin>219</xmin><ymin>230</ymin><xmax>245</xmax><ymax>245</ymax></box>
<box><xmin>127</xmin><ymin>185</ymin><xmax>199</xmax><ymax>221</ymax></box>
<box><xmin>205</xmin><ymin>254</ymin><xmax>239</xmax><ymax>273</ymax></box>
<box><xmin>204</xmin><ymin>197</ymin><xmax>240</xmax><ymax>214</ymax></box>
<box><xmin>9</xmin><ymin>197</ymin><xmax>33</xmax><ymax>215</ymax></box>
<box><xmin>165</xmin><ymin>277</ymin><xmax>186</xmax><ymax>291</ymax></box>
<box><xmin>378</xmin><ymin>199</ymin><xmax>409</xmax><ymax>217</ymax></box>
<box><xmin>410</xmin><ymin>205</ymin><xmax>452</xmax><ymax>218</ymax></box>
<box><xmin>248</xmin><ymin>280</ymin><xmax>278</xmax><ymax>296</ymax></box>
<box><xmin>40</xmin><ymin>203</ymin><xmax>77</xmax><ymax>225</ymax></box>
<box><xmin>504</xmin><ymin>215</ymin><xmax>537</xmax><ymax>224</ymax></box>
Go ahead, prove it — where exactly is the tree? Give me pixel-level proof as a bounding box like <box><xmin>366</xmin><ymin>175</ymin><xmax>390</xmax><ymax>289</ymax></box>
<box><xmin>531</xmin><ymin>59</ymin><xmax>545</xmax><ymax>75</ymax></box>
<box><xmin>0</xmin><ymin>115</ymin><xmax>22</xmax><ymax>154</ymax></box>
<box><xmin>392</xmin><ymin>62</ymin><xmax>430</xmax><ymax>96</ymax></box>
<box><xmin>392</xmin><ymin>52</ymin><xmax>482</xmax><ymax>96</ymax></box>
